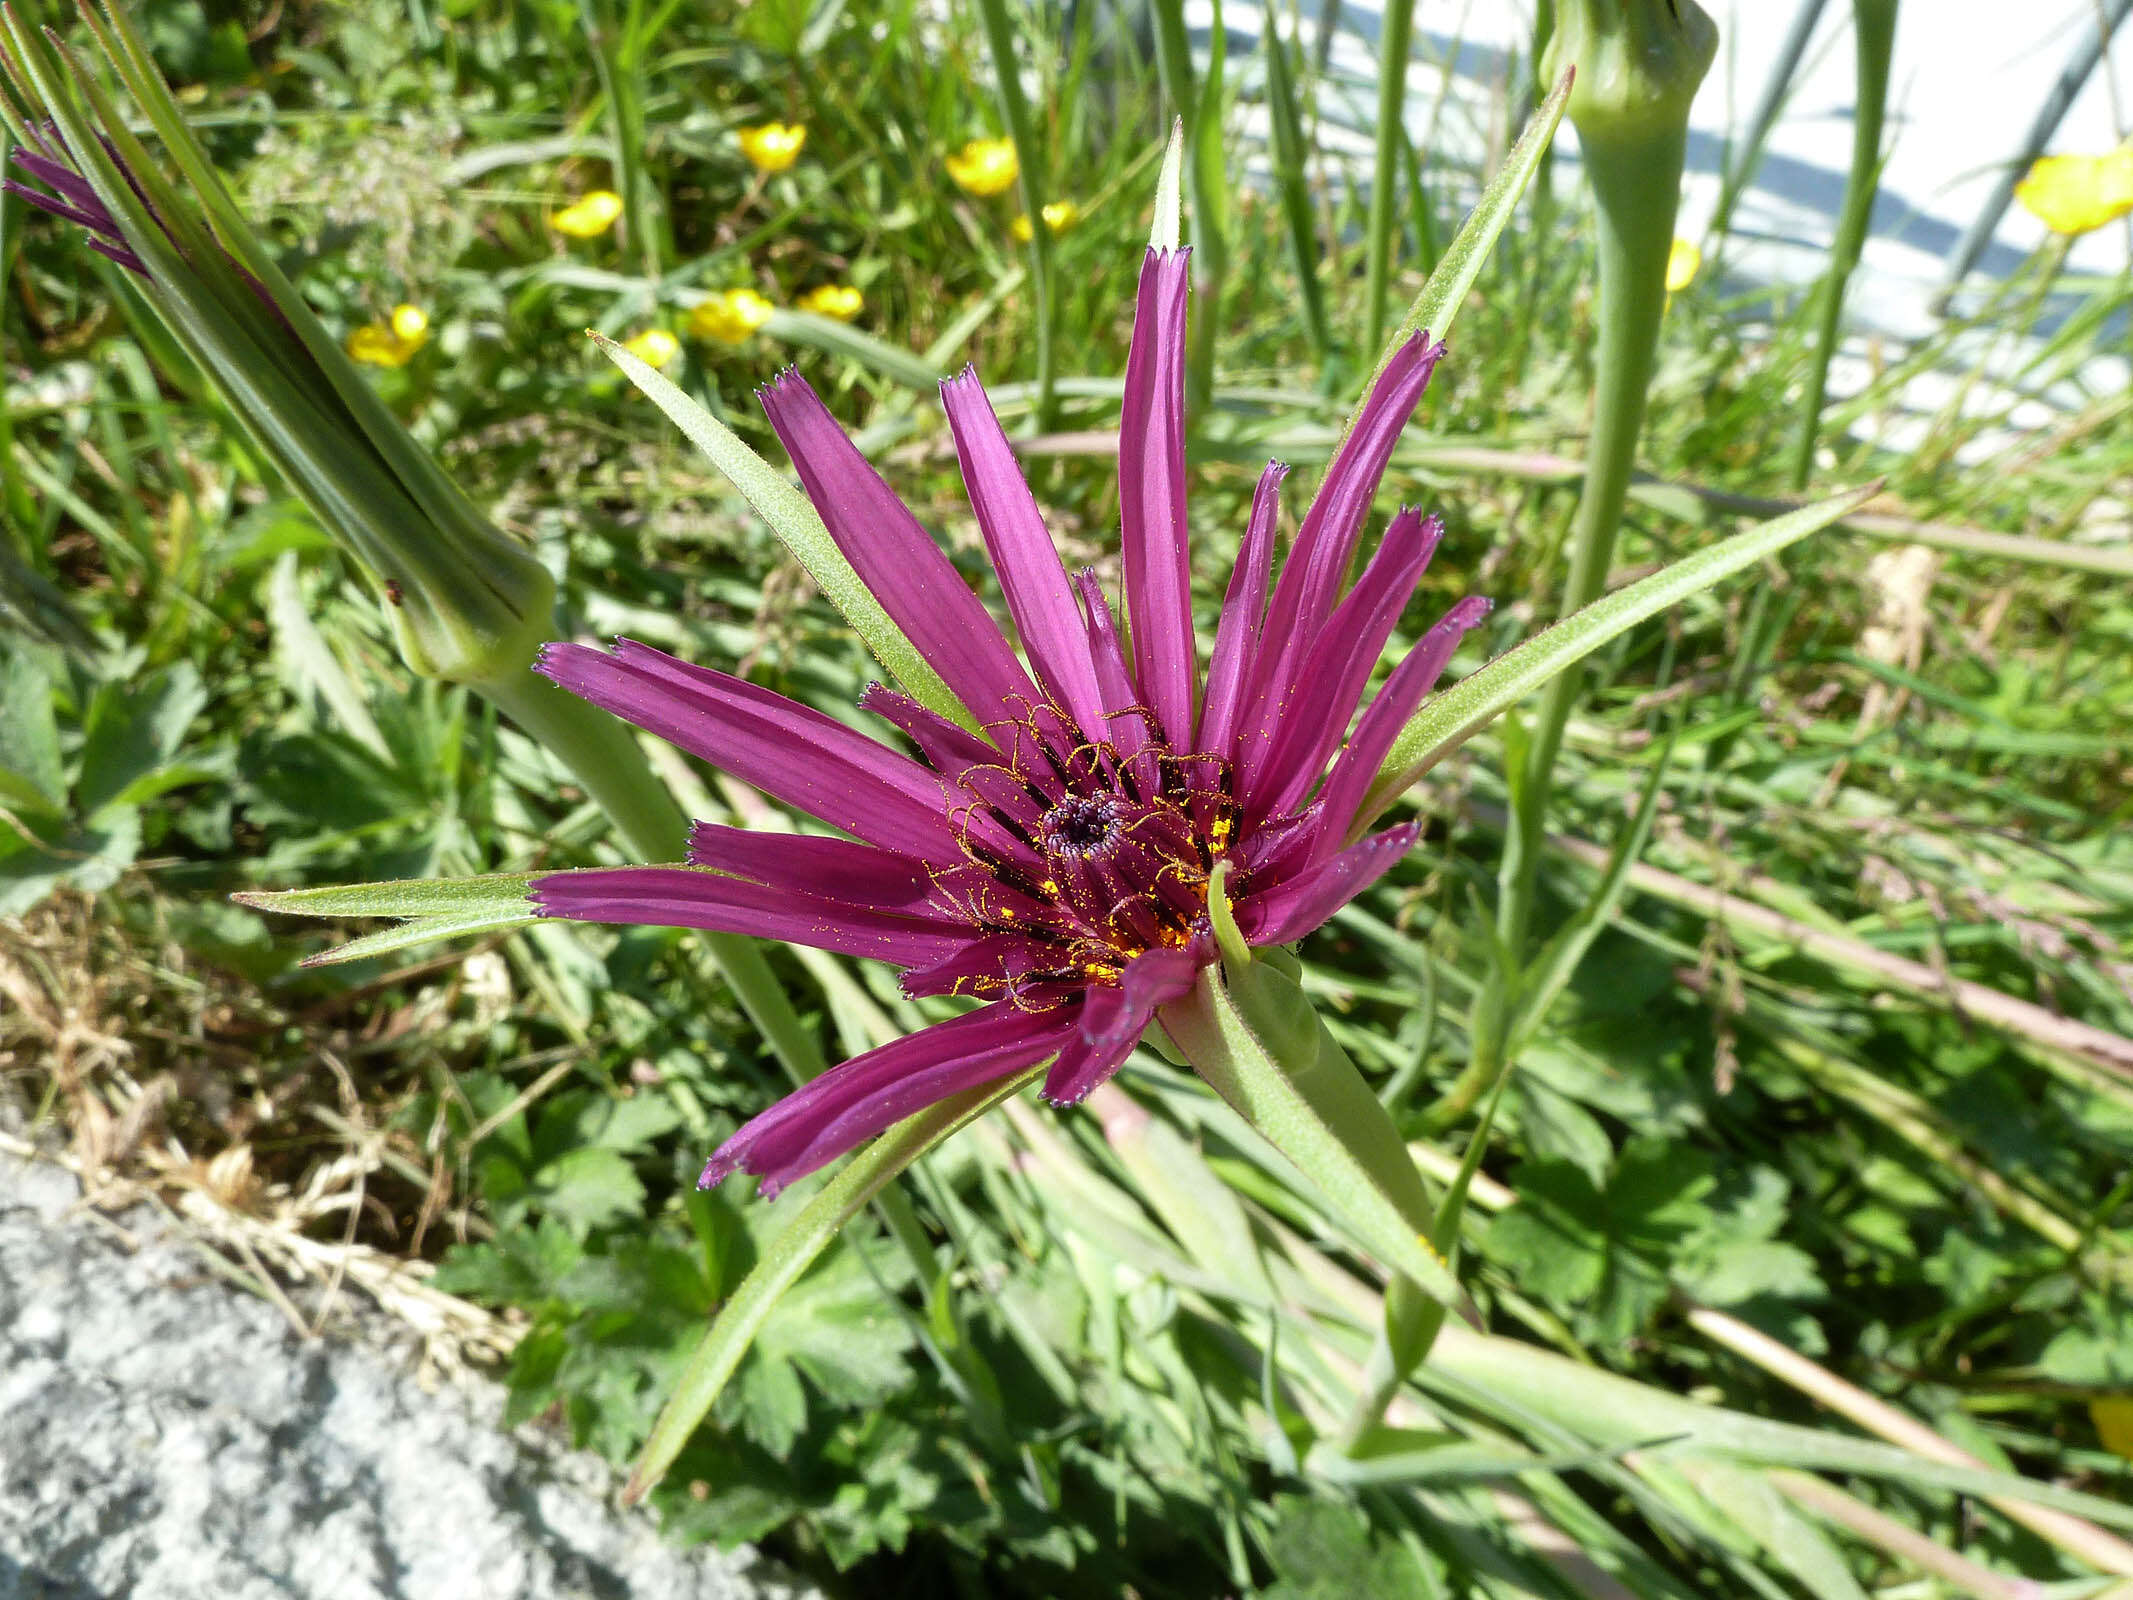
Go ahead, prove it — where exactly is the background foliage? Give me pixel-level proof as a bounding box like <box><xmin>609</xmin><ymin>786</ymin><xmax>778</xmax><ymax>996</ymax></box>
<box><xmin>3</xmin><ymin>0</ymin><xmax>2131</xmax><ymax>1594</ymax></box>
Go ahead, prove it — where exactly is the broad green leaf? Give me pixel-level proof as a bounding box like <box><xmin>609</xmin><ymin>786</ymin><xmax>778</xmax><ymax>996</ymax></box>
<box><xmin>0</xmin><ymin>649</ymin><xmax>64</xmax><ymax>815</ymax></box>
<box><xmin>1361</xmin><ymin>483</ymin><xmax>1879</xmax><ymax>821</ymax></box>
<box><xmin>625</xmin><ymin>1066</ymin><xmax>1042</xmax><ymax>1502</ymax></box>
<box><xmin>591</xmin><ymin>332</ymin><xmax>972</xmax><ymax>732</ymax></box>
<box><xmin>1342</xmin><ymin>64</ymin><xmax>1573</xmax><ymax>445</ymax></box>
<box><xmin>1162</xmin><ymin>967</ymin><xmax>1465</xmax><ymax>1310</ymax></box>
<box><xmin>77</xmin><ymin>664</ymin><xmax>207</xmax><ymax>820</ymax></box>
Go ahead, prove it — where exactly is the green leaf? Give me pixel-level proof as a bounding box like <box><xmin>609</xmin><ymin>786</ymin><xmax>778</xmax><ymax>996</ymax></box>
<box><xmin>1162</xmin><ymin>967</ymin><xmax>1465</xmax><ymax>1310</ymax></box>
<box><xmin>535</xmin><ymin>1146</ymin><xmax>646</xmax><ymax>1234</ymax></box>
<box><xmin>625</xmin><ymin>1065</ymin><xmax>1042</xmax><ymax>1503</ymax></box>
<box><xmin>0</xmin><ymin>648</ymin><xmax>64</xmax><ymax>815</ymax></box>
<box><xmin>1361</xmin><ymin>483</ymin><xmax>1881</xmax><ymax>821</ymax></box>
<box><xmin>590</xmin><ymin>331</ymin><xmax>973</xmax><ymax>731</ymax></box>
<box><xmin>233</xmin><ymin>870</ymin><xmax>543</xmax><ymax>966</ymax></box>
<box><xmin>77</xmin><ymin>663</ymin><xmax>208</xmax><ymax>820</ymax></box>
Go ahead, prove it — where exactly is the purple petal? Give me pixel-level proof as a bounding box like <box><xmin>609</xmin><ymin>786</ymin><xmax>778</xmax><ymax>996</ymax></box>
<box><xmin>537</xmin><ymin>639</ymin><xmax>961</xmax><ymax>862</ymax></box>
<box><xmin>1247</xmin><ymin>334</ymin><xmax>1446</xmax><ymax>735</ymax></box>
<box><xmin>1073</xmin><ymin>570</ymin><xmax>1162</xmax><ymax>794</ymax></box>
<box><xmin>1197</xmin><ymin>460</ymin><xmax>1286</xmax><ymax>761</ymax></box>
<box><xmin>757</xmin><ymin>370</ymin><xmax>1041</xmax><ymax>728</ymax></box>
<box><xmin>686</xmin><ymin>822</ymin><xmax>941</xmax><ymax>911</ymax></box>
<box><xmin>533</xmin><ymin>865</ymin><xmax>974</xmax><ymax>966</ymax></box>
<box><xmin>1241</xmin><ymin>510</ymin><xmax>1441</xmax><ymax>822</ymax></box>
<box><xmin>1041</xmin><ymin>948</ymin><xmax>1200</xmax><ymax>1104</ymax></box>
<box><xmin>900</xmin><ymin>931</ymin><xmax>1078</xmax><ymax>999</ymax></box>
<box><xmin>940</xmin><ymin>368</ymin><xmax>1108</xmax><ymax>739</ymax></box>
<box><xmin>4</xmin><ymin>176</ymin><xmax>117</xmax><ymax>239</ymax></box>
<box><xmin>1306</xmin><ymin>596</ymin><xmax>1491</xmax><ymax>862</ymax></box>
<box><xmin>701</xmin><ymin>1001</ymin><xmax>1075</xmax><ymax>1195</ymax></box>
<box><xmin>1116</xmin><ymin>249</ymin><xmax>1196</xmax><ymax>748</ymax></box>
<box><xmin>1236</xmin><ymin>823</ymin><xmax>1422</xmax><ymax>948</ymax></box>
<box><xmin>861</xmin><ymin>683</ymin><xmax>1050</xmax><ymax>852</ymax></box>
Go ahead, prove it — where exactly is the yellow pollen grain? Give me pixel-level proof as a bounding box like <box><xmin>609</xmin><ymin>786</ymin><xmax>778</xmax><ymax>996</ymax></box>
<box><xmin>1040</xmin><ymin>879</ymin><xmax>1059</xmax><ymax>896</ymax></box>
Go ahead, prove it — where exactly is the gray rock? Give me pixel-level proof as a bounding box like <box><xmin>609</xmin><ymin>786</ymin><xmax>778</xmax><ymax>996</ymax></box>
<box><xmin>0</xmin><ymin>1149</ymin><xmax>812</xmax><ymax>1600</ymax></box>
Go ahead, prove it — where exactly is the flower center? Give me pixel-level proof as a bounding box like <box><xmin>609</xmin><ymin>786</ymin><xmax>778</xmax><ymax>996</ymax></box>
<box><xmin>1040</xmin><ymin>794</ymin><xmax>1124</xmax><ymax>856</ymax></box>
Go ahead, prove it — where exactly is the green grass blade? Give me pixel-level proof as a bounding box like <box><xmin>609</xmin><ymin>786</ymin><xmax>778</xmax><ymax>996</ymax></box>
<box><xmin>1360</xmin><ymin>482</ymin><xmax>1879</xmax><ymax>820</ymax></box>
<box><xmin>1260</xmin><ymin>0</ymin><xmax>1331</xmax><ymax>362</ymax></box>
<box><xmin>760</xmin><ymin>308</ymin><xmax>944</xmax><ymax>391</ymax></box>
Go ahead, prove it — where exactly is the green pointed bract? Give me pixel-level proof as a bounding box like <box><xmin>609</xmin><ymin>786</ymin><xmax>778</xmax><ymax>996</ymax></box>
<box><xmin>0</xmin><ymin>0</ymin><xmax>555</xmax><ymax>687</ymax></box>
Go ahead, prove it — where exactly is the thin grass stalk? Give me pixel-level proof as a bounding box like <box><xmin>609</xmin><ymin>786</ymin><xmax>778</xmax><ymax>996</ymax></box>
<box><xmin>1787</xmin><ymin>0</ymin><xmax>1895</xmax><ymax>490</ymax></box>
<box><xmin>1361</xmin><ymin>0</ymin><xmax>1416</xmax><ymax>355</ymax></box>
<box><xmin>578</xmin><ymin>0</ymin><xmax>664</xmax><ymax>278</ymax></box>
<box><xmin>1261</xmin><ymin>0</ymin><xmax>1331</xmax><ymax>365</ymax></box>
<box><xmin>1709</xmin><ymin>0</ymin><xmax>1830</xmax><ymax>242</ymax></box>
<box><xmin>1149</xmin><ymin>0</ymin><xmax>1228</xmax><ymax>408</ymax></box>
<box><xmin>971</xmin><ymin>0</ymin><xmax>1057</xmax><ymax>428</ymax></box>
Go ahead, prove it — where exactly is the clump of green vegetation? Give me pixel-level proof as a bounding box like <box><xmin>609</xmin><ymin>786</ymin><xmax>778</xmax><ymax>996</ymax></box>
<box><xmin>3</xmin><ymin>0</ymin><xmax>2130</xmax><ymax>1594</ymax></box>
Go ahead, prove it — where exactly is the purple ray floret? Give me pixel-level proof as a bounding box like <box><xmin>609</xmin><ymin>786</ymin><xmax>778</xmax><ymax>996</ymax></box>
<box><xmin>533</xmin><ymin>247</ymin><xmax>1491</xmax><ymax>1195</ymax></box>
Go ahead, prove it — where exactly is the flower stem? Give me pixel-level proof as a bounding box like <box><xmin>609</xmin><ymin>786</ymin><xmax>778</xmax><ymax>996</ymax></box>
<box><xmin>484</xmin><ymin>668</ymin><xmax>828</xmax><ymax>1085</ymax></box>
<box><xmin>971</xmin><ymin>0</ymin><xmax>1056</xmax><ymax>428</ymax></box>
<box><xmin>1787</xmin><ymin>0</ymin><xmax>1896</xmax><ymax>491</ymax></box>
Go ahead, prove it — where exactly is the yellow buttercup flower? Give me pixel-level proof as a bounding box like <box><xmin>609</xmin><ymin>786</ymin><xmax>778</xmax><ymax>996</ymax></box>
<box><xmin>945</xmin><ymin>137</ymin><xmax>1019</xmax><ymax>198</ymax></box>
<box><xmin>553</xmin><ymin>189</ymin><xmax>624</xmax><ymax>238</ymax></box>
<box><xmin>796</xmin><ymin>284</ymin><xmax>862</xmax><ymax>322</ymax></box>
<box><xmin>1010</xmin><ymin>199</ymin><xmax>1080</xmax><ymax>242</ymax></box>
<box><xmin>2016</xmin><ymin>147</ymin><xmax>2133</xmax><ymax>235</ymax></box>
<box><xmin>623</xmin><ymin>328</ymin><xmax>680</xmax><ymax>369</ymax></box>
<box><xmin>738</xmin><ymin>122</ymin><xmax>807</xmax><ymax>174</ymax></box>
<box><xmin>689</xmin><ymin>288</ymin><xmax>775</xmax><ymax>345</ymax></box>
<box><xmin>347</xmin><ymin>302</ymin><xmax>430</xmax><ymax>368</ymax></box>
<box><xmin>1665</xmin><ymin>235</ymin><xmax>1701</xmax><ymax>293</ymax></box>
<box><xmin>2096</xmin><ymin>1397</ymin><xmax>2133</xmax><ymax>1461</ymax></box>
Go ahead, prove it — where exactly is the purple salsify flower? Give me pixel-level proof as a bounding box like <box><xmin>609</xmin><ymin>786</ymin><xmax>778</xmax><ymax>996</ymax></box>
<box><xmin>533</xmin><ymin>249</ymin><xmax>1491</xmax><ymax>1197</ymax></box>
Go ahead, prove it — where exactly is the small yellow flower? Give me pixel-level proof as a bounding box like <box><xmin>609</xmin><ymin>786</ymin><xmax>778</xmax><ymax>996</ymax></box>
<box><xmin>1665</xmin><ymin>236</ymin><xmax>1702</xmax><ymax>293</ymax></box>
<box><xmin>945</xmin><ymin>137</ymin><xmax>1019</xmax><ymax>198</ymax></box>
<box><xmin>2096</xmin><ymin>1397</ymin><xmax>2133</xmax><ymax>1462</ymax></box>
<box><xmin>1009</xmin><ymin>199</ymin><xmax>1080</xmax><ymax>242</ymax></box>
<box><xmin>2016</xmin><ymin>147</ymin><xmax>2133</xmax><ymax>235</ymax></box>
<box><xmin>738</xmin><ymin>122</ymin><xmax>807</xmax><ymax>174</ymax></box>
<box><xmin>553</xmin><ymin>189</ymin><xmax>624</xmax><ymax>239</ymax></box>
<box><xmin>688</xmin><ymin>288</ymin><xmax>776</xmax><ymax>345</ymax></box>
<box><xmin>623</xmin><ymin>328</ymin><xmax>680</xmax><ymax>369</ymax></box>
<box><xmin>796</xmin><ymin>284</ymin><xmax>862</xmax><ymax>322</ymax></box>
<box><xmin>346</xmin><ymin>302</ymin><xmax>431</xmax><ymax>368</ymax></box>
